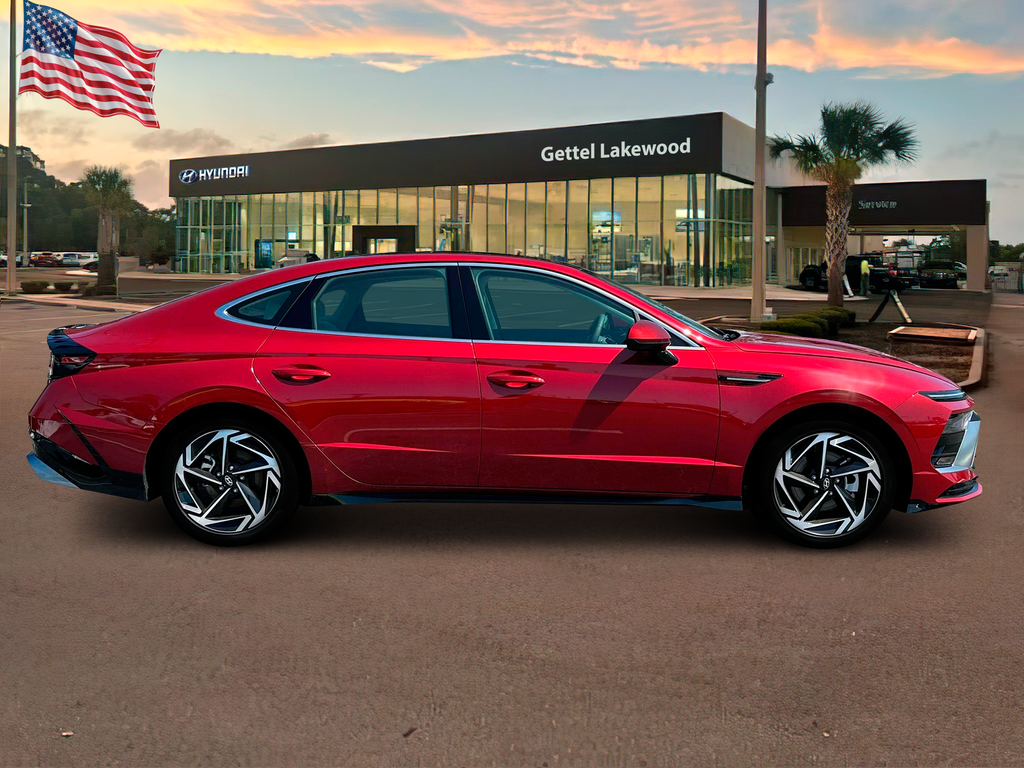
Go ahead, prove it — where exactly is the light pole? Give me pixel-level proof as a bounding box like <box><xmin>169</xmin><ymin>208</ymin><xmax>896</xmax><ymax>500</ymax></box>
<box><xmin>750</xmin><ymin>0</ymin><xmax>771</xmax><ymax>321</ymax></box>
<box><xmin>21</xmin><ymin>180</ymin><xmax>29</xmax><ymax>262</ymax></box>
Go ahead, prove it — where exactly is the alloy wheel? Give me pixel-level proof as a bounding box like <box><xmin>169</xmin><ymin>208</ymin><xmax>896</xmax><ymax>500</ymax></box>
<box><xmin>773</xmin><ymin>431</ymin><xmax>883</xmax><ymax>538</ymax></box>
<box><xmin>173</xmin><ymin>429</ymin><xmax>282</xmax><ymax>534</ymax></box>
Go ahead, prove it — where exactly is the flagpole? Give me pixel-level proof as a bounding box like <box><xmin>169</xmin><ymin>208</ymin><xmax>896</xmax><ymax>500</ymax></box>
<box><xmin>6</xmin><ymin>0</ymin><xmax>16</xmax><ymax>295</ymax></box>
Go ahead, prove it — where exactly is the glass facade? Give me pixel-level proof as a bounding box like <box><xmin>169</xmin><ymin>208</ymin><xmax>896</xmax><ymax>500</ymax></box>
<box><xmin>175</xmin><ymin>174</ymin><xmax>753</xmax><ymax>286</ymax></box>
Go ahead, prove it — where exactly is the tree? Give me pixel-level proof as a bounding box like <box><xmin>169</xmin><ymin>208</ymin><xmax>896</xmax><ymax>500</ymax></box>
<box><xmin>80</xmin><ymin>166</ymin><xmax>134</xmax><ymax>289</ymax></box>
<box><xmin>770</xmin><ymin>102</ymin><xmax>918</xmax><ymax>306</ymax></box>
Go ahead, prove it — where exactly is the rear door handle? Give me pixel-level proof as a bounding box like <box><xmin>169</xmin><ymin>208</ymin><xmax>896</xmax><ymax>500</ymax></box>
<box><xmin>487</xmin><ymin>371</ymin><xmax>545</xmax><ymax>390</ymax></box>
<box><xmin>272</xmin><ymin>365</ymin><xmax>332</xmax><ymax>383</ymax></box>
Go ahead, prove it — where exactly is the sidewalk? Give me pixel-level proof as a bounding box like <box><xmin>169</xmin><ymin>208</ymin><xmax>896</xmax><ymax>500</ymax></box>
<box><xmin>3</xmin><ymin>294</ymin><xmax>151</xmax><ymax>313</ymax></box>
<box><xmin>632</xmin><ymin>284</ymin><xmax>870</xmax><ymax>302</ymax></box>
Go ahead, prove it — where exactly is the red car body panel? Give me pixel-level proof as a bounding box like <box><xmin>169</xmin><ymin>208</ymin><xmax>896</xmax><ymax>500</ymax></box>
<box><xmin>475</xmin><ymin>342</ymin><xmax>720</xmax><ymax>495</ymax></box>
<box><xmin>253</xmin><ymin>328</ymin><xmax>481</xmax><ymax>489</ymax></box>
<box><xmin>28</xmin><ymin>252</ymin><xmax>980</xmax><ymax>514</ymax></box>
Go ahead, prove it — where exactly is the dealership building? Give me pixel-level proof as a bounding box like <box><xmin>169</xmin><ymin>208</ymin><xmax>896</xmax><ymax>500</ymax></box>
<box><xmin>169</xmin><ymin>112</ymin><xmax>990</xmax><ymax>291</ymax></box>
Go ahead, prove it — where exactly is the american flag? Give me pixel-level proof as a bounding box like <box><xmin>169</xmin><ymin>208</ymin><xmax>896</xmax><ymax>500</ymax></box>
<box><xmin>19</xmin><ymin>0</ymin><xmax>161</xmax><ymax>128</ymax></box>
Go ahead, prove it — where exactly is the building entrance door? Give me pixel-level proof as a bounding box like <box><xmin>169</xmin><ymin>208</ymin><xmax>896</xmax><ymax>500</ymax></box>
<box><xmin>352</xmin><ymin>225</ymin><xmax>417</xmax><ymax>255</ymax></box>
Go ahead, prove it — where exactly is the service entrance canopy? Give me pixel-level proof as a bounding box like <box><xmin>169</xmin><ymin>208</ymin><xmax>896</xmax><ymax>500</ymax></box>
<box><xmin>781</xmin><ymin>180</ymin><xmax>987</xmax><ymax>228</ymax></box>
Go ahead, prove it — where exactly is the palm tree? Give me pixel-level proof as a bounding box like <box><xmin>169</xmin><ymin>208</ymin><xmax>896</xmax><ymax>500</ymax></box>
<box><xmin>81</xmin><ymin>166</ymin><xmax>134</xmax><ymax>290</ymax></box>
<box><xmin>770</xmin><ymin>102</ymin><xmax>918</xmax><ymax>306</ymax></box>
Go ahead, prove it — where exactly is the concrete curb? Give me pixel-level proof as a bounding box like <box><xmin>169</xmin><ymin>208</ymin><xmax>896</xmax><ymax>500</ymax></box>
<box><xmin>2</xmin><ymin>295</ymin><xmax>148</xmax><ymax>313</ymax></box>
<box><xmin>959</xmin><ymin>327</ymin><xmax>987</xmax><ymax>391</ymax></box>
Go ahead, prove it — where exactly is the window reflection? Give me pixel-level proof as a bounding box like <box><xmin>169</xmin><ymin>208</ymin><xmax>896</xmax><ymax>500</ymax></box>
<box><xmin>175</xmin><ymin>175</ymin><xmax>754</xmax><ymax>284</ymax></box>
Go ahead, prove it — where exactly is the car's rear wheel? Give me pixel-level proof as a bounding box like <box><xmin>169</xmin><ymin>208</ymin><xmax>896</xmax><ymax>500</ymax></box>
<box><xmin>750</xmin><ymin>420</ymin><xmax>895</xmax><ymax>548</ymax></box>
<box><xmin>161</xmin><ymin>420</ymin><xmax>300</xmax><ymax>545</ymax></box>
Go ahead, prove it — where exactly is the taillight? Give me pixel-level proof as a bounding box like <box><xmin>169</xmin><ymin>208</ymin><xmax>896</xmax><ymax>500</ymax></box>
<box><xmin>47</xmin><ymin>326</ymin><xmax>96</xmax><ymax>382</ymax></box>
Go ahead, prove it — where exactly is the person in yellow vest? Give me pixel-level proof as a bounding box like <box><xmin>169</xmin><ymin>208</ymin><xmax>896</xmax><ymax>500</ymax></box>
<box><xmin>860</xmin><ymin>258</ymin><xmax>871</xmax><ymax>296</ymax></box>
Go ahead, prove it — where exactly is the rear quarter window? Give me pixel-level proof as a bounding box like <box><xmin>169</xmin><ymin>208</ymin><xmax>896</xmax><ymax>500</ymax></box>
<box><xmin>226</xmin><ymin>283</ymin><xmax>307</xmax><ymax>326</ymax></box>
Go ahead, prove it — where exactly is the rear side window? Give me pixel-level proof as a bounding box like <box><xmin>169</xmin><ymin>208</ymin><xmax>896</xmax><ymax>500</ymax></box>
<box><xmin>304</xmin><ymin>267</ymin><xmax>452</xmax><ymax>339</ymax></box>
<box><xmin>227</xmin><ymin>284</ymin><xmax>305</xmax><ymax>326</ymax></box>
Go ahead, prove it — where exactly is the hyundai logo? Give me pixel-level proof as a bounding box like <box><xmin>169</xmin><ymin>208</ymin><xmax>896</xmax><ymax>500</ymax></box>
<box><xmin>178</xmin><ymin>169</ymin><xmax>198</xmax><ymax>184</ymax></box>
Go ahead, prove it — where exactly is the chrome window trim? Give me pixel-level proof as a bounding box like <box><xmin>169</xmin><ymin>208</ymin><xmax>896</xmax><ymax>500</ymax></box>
<box><xmin>214</xmin><ymin>275</ymin><xmax>317</xmax><ymax>330</ymax></box>
<box><xmin>215</xmin><ymin>259</ymin><xmax>704</xmax><ymax>350</ymax></box>
<box><xmin>216</xmin><ymin>262</ymin><xmax>462</xmax><ymax>342</ymax></box>
<box><xmin>460</xmin><ymin>261</ymin><xmax>704</xmax><ymax>350</ymax></box>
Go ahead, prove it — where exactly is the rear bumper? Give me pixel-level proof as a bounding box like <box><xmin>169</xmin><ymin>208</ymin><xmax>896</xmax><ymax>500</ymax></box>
<box><xmin>28</xmin><ymin>431</ymin><xmax>147</xmax><ymax>501</ymax></box>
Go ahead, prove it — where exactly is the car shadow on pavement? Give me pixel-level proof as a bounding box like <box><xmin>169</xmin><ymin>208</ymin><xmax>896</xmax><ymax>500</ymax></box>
<box><xmin>81</xmin><ymin>497</ymin><xmax>952</xmax><ymax>552</ymax></box>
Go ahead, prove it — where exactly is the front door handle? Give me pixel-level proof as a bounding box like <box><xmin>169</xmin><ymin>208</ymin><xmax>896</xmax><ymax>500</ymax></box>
<box><xmin>487</xmin><ymin>370</ymin><xmax>545</xmax><ymax>390</ymax></box>
<box><xmin>272</xmin><ymin>365</ymin><xmax>332</xmax><ymax>383</ymax></box>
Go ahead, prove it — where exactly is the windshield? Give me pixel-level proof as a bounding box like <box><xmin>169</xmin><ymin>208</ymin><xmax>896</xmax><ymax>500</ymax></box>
<box><xmin>570</xmin><ymin>267</ymin><xmax>728</xmax><ymax>340</ymax></box>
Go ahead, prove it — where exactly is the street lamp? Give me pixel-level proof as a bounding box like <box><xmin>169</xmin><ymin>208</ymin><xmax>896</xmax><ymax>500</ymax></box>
<box><xmin>20</xmin><ymin>180</ymin><xmax>29</xmax><ymax>264</ymax></box>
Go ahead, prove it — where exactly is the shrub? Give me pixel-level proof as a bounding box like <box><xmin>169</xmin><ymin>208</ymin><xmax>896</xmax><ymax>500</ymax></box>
<box><xmin>790</xmin><ymin>313</ymin><xmax>831</xmax><ymax>337</ymax></box>
<box><xmin>758</xmin><ymin>318</ymin><xmax>824</xmax><ymax>338</ymax></box>
<box><xmin>53</xmin><ymin>281</ymin><xmax>74</xmax><ymax>293</ymax></box>
<box><xmin>812</xmin><ymin>306</ymin><xmax>856</xmax><ymax>328</ymax></box>
<box><xmin>800</xmin><ymin>310</ymin><xmax>838</xmax><ymax>337</ymax></box>
<box><xmin>20</xmin><ymin>280</ymin><xmax>48</xmax><ymax>294</ymax></box>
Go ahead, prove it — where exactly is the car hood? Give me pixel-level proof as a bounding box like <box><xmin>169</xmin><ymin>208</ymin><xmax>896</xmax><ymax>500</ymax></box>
<box><xmin>731</xmin><ymin>331</ymin><xmax>954</xmax><ymax>381</ymax></box>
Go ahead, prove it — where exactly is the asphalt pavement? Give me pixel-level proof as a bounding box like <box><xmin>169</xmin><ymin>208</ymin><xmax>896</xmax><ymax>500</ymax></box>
<box><xmin>0</xmin><ymin>298</ymin><xmax>1021</xmax><ymax>766</ymax></box>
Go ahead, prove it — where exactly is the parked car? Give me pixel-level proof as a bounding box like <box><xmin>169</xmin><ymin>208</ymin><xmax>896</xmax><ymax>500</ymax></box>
<box><xmin>0</xmin><ymin>252</ymin><xmax>29</xmax><ymax>267</ymax></box>
<box><xmin>988</xmin><ymin>265</ymin><xmax>1010</xmax><ymax>277</ymax></box>
<box><xmin>798</xmin><ymin>255</ymin><xmax>904</xmax><ymax>294</ymax></box>
<box><xmin>28</xmin><ymin>253</ymin><xmax>982</xmax><ymax>548</ymax></box>
<box><xmin>58</xmin><ymin>252</ymin><xmax>87</xmax><ymax>267</ymax></box>
<box><xmin>79</xmin><ymin>255</ymin><xmax>99</xmax><ymax>272</ymax></box>
<box><xmin>33</xmin><ymin>252</ymin><xmax>63</xmax><ymax>267</ymax></box>
<box><xmin>918</xmin><ymin>260</ymin><xmax>963</xmax><ymax>289</ymax></box>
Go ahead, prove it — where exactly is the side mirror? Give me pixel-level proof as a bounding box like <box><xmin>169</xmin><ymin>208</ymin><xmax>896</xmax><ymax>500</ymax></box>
<box><xmin>626</xmin><ymin>320</ymin><xmax>672</xmax><ymax>354</ymax></box>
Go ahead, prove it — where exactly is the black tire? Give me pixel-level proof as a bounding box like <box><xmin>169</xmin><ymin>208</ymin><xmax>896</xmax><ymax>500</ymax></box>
<box><xmin>161</xmin><ymin>418</ymin><xmax>301</xmax><ymax>546</ymax></box>
<box><xmin>748</xmin><ymin>420</ymin><xmax>895</xmax><ymax>548</ymax></box>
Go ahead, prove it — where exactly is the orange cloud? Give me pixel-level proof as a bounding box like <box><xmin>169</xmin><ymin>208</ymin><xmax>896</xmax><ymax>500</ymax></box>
<box><xmin>32</xmin><ymin>0</ymin><xmax>1024</xmax><ymax>76</ymax></box>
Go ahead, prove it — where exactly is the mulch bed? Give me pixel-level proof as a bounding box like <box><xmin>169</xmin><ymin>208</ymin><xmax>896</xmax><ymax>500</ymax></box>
<box><xmin>705</xmin><ymin>318</ymin><xmax>974</xmax><ymax>384</ymax></box>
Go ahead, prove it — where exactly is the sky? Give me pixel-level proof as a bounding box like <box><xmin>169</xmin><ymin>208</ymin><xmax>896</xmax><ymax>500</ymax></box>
<box><xmin>4</xmin><ymin>0</ymin><xmax>1024</xmax><ymax>241</ymax></box>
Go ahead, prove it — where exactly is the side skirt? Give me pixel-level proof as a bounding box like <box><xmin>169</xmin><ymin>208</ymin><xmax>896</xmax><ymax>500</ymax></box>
<box><xmin>310</xmin><ymin>491</ymin><xmax>743</xmax><ymax>510</ymax></box>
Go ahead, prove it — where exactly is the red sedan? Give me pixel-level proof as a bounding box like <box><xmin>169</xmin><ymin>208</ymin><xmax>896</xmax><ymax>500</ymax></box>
<box><xmin>28</xmin><ymin>253</ymin><xmax>981</xmax><ymax>547</ymax></box>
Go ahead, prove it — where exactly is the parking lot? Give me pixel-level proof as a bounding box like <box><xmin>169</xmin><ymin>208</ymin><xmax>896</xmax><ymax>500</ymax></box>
<box><xmin>1</xmin><ymin>296</ymin><xmax>1022</xmax><ymax>766</ymax></box>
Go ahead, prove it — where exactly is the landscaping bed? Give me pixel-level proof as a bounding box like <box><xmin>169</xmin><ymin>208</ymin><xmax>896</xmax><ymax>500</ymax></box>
<box><xmin>704</xmin><ymin>315</ymin><xmax>975</xmax><ymax>385</ymax></box>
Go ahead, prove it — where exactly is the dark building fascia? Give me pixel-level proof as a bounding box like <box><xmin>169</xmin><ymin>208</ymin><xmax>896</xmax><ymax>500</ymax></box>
<box><xmin>169</xmin><ymin>113</ymin><xmax>750</xmax><ymax>198</ymax></box>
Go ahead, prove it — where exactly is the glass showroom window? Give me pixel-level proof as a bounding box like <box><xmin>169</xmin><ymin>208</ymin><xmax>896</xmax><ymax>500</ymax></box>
<box><xmin>566</xmin><ymin>180</ymin><xmax>588</xmax><ymax>267</ymax></box>
<box><xmin>636</xmin><ymin>177</ymin><xmax>662</xmax><ymax>284</ymax></box>
<box><xmin>612</xmin><ymin>177</ymin><xmax>638</xmax><ymax>282</ymax></box>
<box><xmin>507</xmin><ymin>183</ymin><xmax>526</xmax><ymax>257</ymax></box>
<box><xmin>469</xmin><ymin>186</ymin><xmax>487</xmax><ymax>252</ymax></box>
<box><xmin>487</xmin><ymin>184</ymin><xmax>505</xmax><ymax>253</ymax></box>
<box><xmin>398</xmin><ymin>188</ymin><xmax>417</xmax><ymax>227</ymax></box>
<box><xmin>378</xmin><ymin>188</ymin><xmax>398</xmax><ymax>226</ymax></box>
<box><xmin>416</xmin><ymin>188</ymin><xmax>433</xmax><ymax>251</ymax></box>
<box><xmin>359</xmin><ymin>189</ymin><xmax>377</xmax><ymax>226</ymax></box>
<box><xmin>525</xmin><ymin>182</ymin><xmax>545</xmax><ymax>259</ymax></box>
<box><xmin>588</xmin><ymin>178</ymin><xmax>612</xmax><ymax>275</ymax></box>
<box><xmin>545</xmin><ymin>181</ymin><xmax>567</xmax><ymax>263</ymax></box>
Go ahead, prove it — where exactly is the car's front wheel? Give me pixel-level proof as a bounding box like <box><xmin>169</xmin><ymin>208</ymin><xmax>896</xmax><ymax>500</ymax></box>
<box><xmin>750</xmin><ymin>421</ymin><xmax>895</xmax><ymax>547</ymax></box>
<box><xmin>161</xmin><ymin>420</ymin><xmax>300</xmax><ymax>545</ymax></box>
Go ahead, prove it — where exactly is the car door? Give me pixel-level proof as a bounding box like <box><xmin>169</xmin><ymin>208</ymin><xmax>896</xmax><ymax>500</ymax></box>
<box><xmin>463</xmin><ymin>265</ymin><xmax>720</xmax><ymax>496</ymax></box>
<box><xmin>252</xmin><ymin>264</ymin><xmax>481</xmax><ymax>489</ymax></box>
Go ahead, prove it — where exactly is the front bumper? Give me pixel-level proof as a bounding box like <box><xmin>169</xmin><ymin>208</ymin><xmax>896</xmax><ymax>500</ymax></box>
<box><xmin>28</xmin><ymin>431</ymin><xmax>147</xmax><ymax>501</ymax></box>
<box><xmin>906</xmin><ymin>412</ymin><xmax>982</xmax><ymax>513</ymax></box>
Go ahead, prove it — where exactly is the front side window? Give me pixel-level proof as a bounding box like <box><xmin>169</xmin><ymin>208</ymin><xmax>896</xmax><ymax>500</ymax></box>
<box><xmin>471</xmin><ymin>268</ymin><xmax>634</xmax><ymax>345</ymax></box>
<box><xmin>307</xmin><ymin>267</ymin><xmax>452</xmax><ymax>338</ymax></box>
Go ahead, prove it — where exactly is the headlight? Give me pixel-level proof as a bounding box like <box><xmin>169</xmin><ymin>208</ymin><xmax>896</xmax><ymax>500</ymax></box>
<box><xmin>932</xmin><ymin>410</ymin><xmax>977</xmax><ymax>469</ymax></box>
<box><xmin>921</xmin><ymin>389</ymin><xmax>967</xmax><ymax>402</ymax></box>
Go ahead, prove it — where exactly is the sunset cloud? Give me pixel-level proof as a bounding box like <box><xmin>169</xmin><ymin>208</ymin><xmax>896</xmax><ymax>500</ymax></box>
<box><xmin>51</xmin><ymin>0</ymin><xmax>1024</xmax><ymax>77</ymax></box>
